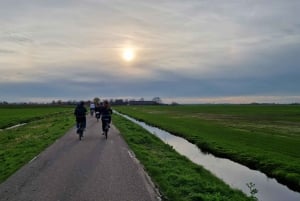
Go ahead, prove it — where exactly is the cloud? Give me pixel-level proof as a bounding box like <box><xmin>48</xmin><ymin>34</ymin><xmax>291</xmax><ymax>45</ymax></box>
<box><xmin>0</xmin><ymin>49</ymin><xmax>16</xmax><ymax>54</ymax></box>
<box><xmin>0</xmin><ymin>0</ymin><xmax>300</xmax><ymax>103</ymax></box>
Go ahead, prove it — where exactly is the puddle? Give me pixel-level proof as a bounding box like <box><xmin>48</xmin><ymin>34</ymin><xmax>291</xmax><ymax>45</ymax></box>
<box><xmin>116</xmin><ymin>111</ymin><xmax>300</xmax><ymax>201</ymax></box>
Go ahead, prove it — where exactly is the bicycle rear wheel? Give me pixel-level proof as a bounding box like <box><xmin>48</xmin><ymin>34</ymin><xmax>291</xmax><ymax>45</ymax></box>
<box><xmin>79</xmin><ymin>129</ymin><xmax>83</xmax><ymax>140</ymax></box>
<box><xmin>102</xmin><ymin>120</ymin><xmax>110</xmax><ymax>140</ymax></box>
<box><xmin>78</xmin><ymin>122</ymin><xmax>84</xmax><ymax>141</ymax></box>
<box><xmin>105</xmin><ymin>130</ymin><xmax>108</xmax><ymax>139</ymax></box>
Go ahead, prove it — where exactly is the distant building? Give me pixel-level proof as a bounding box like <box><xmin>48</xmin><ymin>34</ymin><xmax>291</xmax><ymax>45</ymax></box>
<box><xmin>128</xmin><ymin>100</ymin><xmax>158</xmax><ymax>105</ymax></box>
<box><xmin>114</xmin><ymin>99</ymin><xmax>127</xmax><ymax>105</ymax></box>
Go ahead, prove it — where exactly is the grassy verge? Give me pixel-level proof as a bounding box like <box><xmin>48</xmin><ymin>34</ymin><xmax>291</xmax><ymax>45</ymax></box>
<box><xmin>113</xmin><ymin>114</ymin><xmax>254</xmax><ymax>201</ymax></box>
<box><xmin>115</xmin><ymin>105</ymin><xmax>300</xmax><ymax>192</ymax></box>
<box><xmin>0</xmin><ymin>112</ymin><xmax>75</xmax><ymax>183</ymax></box>
<box><xmin>0</xmin><ymin>105</ymin><xmax>73</xmax><ymax>129</ymax></box>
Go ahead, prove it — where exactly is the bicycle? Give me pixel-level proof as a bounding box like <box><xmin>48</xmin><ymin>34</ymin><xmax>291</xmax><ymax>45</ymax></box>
<box><xmin>95</xmin><ymin>111</ymin><xmax>100</xmax><ymax>122</ymax></box>
<box><xmin>90</xmin><ymin>109</ymin><xmax>95</xmax><ymax>116</ymax></box>
<box><xmin>77</xmin><ymin>122</ymin><xmax>85</xmax><ymax>141</ymax></box>
<box><xmin>102</xmin><ymin>118</ymin><xmax>110</xmax><ymax>139</ymax></box>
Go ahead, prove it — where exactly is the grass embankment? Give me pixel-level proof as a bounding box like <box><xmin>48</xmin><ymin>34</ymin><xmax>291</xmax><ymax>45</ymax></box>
<box><xmin>115</xmin><ymin>105</ymin><xmax>300</xmax><ymax>192</ymax></box>
<box><xmin>0</xmin><ymin>106</ymin><xmax>74</xmax><ymax>183</ymax></box>
<box><xmin>113</xmin><ymin>114</ymin><xmax>253</xmax><ymax>201</ymax></box>
<box><xmin>0</xmin><ymin>105</ymin><xmax>73</xmax><ymax>129</ymax></box>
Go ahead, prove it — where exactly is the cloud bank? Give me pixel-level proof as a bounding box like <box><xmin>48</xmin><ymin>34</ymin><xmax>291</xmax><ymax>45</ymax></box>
<box><xmin>0</xmin><ymin>0</ymin><xmax>300</xmax><ymax>103</ymax></box>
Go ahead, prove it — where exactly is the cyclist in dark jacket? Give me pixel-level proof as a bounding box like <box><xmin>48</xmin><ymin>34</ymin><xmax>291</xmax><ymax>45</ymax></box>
<box><xmin>95</xmin><ymin>102</ymin><xmax>103</xmax><ymax>121</ymax></box>
<box><xmin>74</xmin><ymin>101</ymin><xmax>87</xmax><ymax>133</ymax></box>
<box><xmin>100</xmin><ymin>100</ymin><xmax>113</xmax><ymax>134</ymax></box>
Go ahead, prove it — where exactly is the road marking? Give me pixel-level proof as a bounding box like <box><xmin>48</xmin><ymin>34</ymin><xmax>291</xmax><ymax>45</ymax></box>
<box><xmin>29</xmin><ymin>156</ymin><xmax>38</xmax><ymax>163</ymax></box>
<box><xmin>128</xmin><ymin>150</ymin><xmax>135</xmax><ymax>158</ymax></box>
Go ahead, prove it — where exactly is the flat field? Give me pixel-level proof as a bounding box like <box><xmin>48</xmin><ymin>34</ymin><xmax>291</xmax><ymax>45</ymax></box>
<box><xmin>0</xmin><ymin>105</ymin><xmax>74</xmax><ymax>183</ymax></box>
<box><xmin>115</xmin><ymin>104</ymin><xmax>300</xmax><ymax>192</ymax></box>
<box><xmin>0</xmin><ymin>105</ymin><xmax>73</xmax><ymax>129</ymax></box>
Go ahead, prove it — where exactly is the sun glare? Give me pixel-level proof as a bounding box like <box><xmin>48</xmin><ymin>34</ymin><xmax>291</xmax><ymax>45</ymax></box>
<box><xmin>122</xmin><ymin>48</ymin><xmax>135</xmax><ymax>62</ymax></box>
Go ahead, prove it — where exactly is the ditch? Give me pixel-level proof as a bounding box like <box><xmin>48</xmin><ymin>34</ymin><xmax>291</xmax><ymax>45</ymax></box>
<box><xmin>116</xmin><ymin>111</ymin><xmax>300</xmax><ymax>201</ymax></box>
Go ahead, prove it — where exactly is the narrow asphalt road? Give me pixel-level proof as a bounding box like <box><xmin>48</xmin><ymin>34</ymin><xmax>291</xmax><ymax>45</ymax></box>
<box><xmin>0</xmin><ymin>116</ymin><xmax>159</xmax><ymax>201</ymax></box>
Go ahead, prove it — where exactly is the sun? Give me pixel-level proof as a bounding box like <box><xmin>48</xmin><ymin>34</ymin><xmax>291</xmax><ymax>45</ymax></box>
<box><xmin>122</xmin><ymin>48</ymin><xmax>135</xmax><ymax>62</ymax></box>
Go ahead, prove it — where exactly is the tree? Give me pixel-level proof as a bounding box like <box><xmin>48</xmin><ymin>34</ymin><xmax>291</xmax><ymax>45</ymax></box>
<box><xmin>94</xmin><ymin>97</ymin><xmax>100</xmax><ymax>104</ymax></box>
<box><xmin>171</xmin><ymin>101</ymin><xmax>179</xmax><ymax>105</ymax></box>
<box><xmin>152</xmin><ymin>97</ymin><xmax>162</xmax><ymax>104</ymax></box>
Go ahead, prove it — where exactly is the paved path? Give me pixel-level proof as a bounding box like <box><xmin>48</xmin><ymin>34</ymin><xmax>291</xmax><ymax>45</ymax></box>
<box><xmin>0</xmin><ymin>116</ymin><xmax>159</xmax><ymax>201</ymax></box>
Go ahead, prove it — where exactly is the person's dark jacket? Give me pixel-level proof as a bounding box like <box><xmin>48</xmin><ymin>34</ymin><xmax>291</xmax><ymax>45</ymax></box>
<box><xmin>100</xmin><ymin>107</ymin><xmax>112</xmax><ymax>121</ymax></box>
<box><xmin>74</xmin><ymin>104</ymin><xmax>87</xmax><ymax>122</ymax></box>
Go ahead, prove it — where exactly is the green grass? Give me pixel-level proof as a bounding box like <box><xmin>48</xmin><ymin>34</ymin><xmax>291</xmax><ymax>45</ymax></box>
<box><xmin>113</xmin><ymin>114</ymin><xmax>254</xmax><ymax>201</ymax></box>
<box><xmin>0</xmin><ymin>105</ymin><xmax>73</xmax><ymax>129</ymax></box>
<box><xmin>0</xmin><ymin>106</ymin><xmax>75</xmax><ymax>183</ymax></box>
<box><xmin>115</xmin><ymin>105</ymin><xmax>300</xmax><ymax>192</ymax></box>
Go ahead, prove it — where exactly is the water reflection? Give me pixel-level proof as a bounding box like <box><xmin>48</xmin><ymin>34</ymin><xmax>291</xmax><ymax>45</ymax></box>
<box><xmin>0</xmin><ymin>123</ymin><xmax>27</xmax><ymax>131</ymax></box>
<box><xmin>116</xmin><ymin>112</ymin><xmax>300</xmax><ymax>201</ymax></box>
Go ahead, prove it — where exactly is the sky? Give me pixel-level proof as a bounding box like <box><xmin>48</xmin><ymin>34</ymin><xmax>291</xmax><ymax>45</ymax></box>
<box><xmin>1</xmin><ymin>0</ymin><xmax>300</xmax><ymax>104</ymax></box>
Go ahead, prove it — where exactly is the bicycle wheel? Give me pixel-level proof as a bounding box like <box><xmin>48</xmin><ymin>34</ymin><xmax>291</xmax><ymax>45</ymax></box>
<box><xmin>79</xmin><ymin>129</ymin><xmax>83</xmax><ymax>140</ymax></box>
<box><xmin>105</xmin><ymin>130</ymin><xmax>108</xmax><ymax>139</ymax></box>
<box><xmin>78</xmin><ymin>123</ymin><xmax>83</xmax><ymax>141</ymax></box>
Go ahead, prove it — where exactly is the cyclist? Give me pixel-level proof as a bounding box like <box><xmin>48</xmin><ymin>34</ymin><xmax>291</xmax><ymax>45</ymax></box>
<box><xmin>90</xmin><ymin>101</ymin><xmax>95</xmax><ymax>116</ymax></box>
<box><xmin>100</xmin><ymin>100</ymin><xmax>113</xmax><ymax>135</ymax></box>
<box><xmin>74</xmin><ymin>101</ymin><xmax>87</xmax><ymax>134</ymax></box>
<box><xmin>95</xmin><ymin>102</ymin><xmax>103</xmax><ymax>121</ymax></box>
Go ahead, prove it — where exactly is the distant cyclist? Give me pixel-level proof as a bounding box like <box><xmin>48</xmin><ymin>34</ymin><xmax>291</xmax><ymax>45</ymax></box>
<box><xmin>95</xmin><ymin>102</ymin><xmax>103</xmax><ymax>121</ymax></box>
<box><xmin>74</xmin><ymin>101</ymin><xmax>87</xmax><ymax>134</ymax></box>
<box><xmin>100</xmin><ymin>100</ymin><xmax>113</xmax><ymax>135</ymax></box>
<box><xmin>90</xmin><ymin>102</ymin><xmax>95</xmax><ymax>116</ymax></box>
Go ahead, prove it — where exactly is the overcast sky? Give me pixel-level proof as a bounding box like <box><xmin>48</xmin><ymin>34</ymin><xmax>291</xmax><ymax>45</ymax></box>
<box><xmin>1</xmin><ymin>0</ymin><xmax>300</xmax><ymax>103</ymax></box>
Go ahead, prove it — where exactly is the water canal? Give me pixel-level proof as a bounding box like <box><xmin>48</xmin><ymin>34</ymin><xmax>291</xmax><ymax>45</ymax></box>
<box><xmin>0</xmin><ymin>123</ymin><xmax>27</xmax><ymax>131</ymax></box>
<box><xmin>116</xmin><ymin>111</ymin><xmax>300</xmax><ymax>201</ymax></box>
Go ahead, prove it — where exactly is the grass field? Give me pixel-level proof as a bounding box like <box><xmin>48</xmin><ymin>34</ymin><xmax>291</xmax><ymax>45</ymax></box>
<box><xmin>115</xmin><ymin>104</ymin><xmax>300</xmax><ymax>192</ymax></box>
<box><xmin>0</xmin><ymin>105</ymin><xmax>74</xmax><ymax>183</ymax></box>
<box><xmin>0</xmin><ymin>105</ymin><xmax>73</xmax><ymax>129</ymax></box>
<box><xmin>113</xmin><ymin>114</ymin><xmax>254</xmax><ymax>201</ymax></box>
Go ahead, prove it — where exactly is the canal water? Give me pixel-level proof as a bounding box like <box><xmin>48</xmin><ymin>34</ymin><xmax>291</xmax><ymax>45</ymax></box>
<box><xmin>116</xmin><ymin>112</ymin><xmax>300</xmax><ymax>201</ymax></box>
<box><xmin>0</xmin><ymin>123</ymin><xmax>27</xmax><ymax>131</ymax></box>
